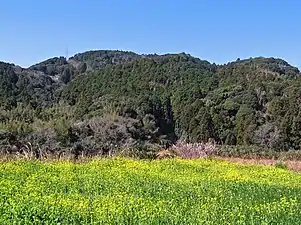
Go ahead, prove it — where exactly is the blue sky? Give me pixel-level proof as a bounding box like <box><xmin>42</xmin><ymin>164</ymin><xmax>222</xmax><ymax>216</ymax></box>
<box><xmin>0</xmin><ymin>0</ymin><xmax>300</xmax><ymax>68</ymax></box>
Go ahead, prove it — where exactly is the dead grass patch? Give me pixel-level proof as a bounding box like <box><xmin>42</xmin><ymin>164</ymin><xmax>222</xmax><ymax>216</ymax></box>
<box><xmin>215</xmin><ymin>156</ymin><xmax>301</xmax><ymax>172</ymax></box>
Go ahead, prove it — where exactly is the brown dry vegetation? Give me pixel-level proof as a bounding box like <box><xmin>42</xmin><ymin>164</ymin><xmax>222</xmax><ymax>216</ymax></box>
<box><xmin>216</xmin><ymin>156</ymin><xmax>301</xmax><ymax>172</ymax></box>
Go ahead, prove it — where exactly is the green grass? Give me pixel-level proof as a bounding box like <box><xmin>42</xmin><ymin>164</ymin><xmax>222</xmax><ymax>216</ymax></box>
<box><xmin>1</xmin><ymin>158</ymin><xmax>301</xmax><ymax>224</ymax></box>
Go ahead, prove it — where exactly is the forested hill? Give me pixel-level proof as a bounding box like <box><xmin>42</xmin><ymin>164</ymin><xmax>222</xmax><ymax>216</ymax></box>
<box><xmin>0</xmin><ymin>50</ymin><xmax>301</xmax><ymax>157</ymax></box>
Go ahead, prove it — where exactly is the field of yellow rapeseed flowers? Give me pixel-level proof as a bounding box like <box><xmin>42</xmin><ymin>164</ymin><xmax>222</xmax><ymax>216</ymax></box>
<box><xmin>0</xmin><ymin>158</ymin><xmax>301</xmax><ymax>224</ymax></box>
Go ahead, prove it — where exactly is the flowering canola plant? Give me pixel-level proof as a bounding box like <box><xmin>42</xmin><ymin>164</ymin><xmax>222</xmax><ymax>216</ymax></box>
<box><xmin>0</xmin><ymin>158</ymin><xmax>301</xmax><ymax>224</ymax></box>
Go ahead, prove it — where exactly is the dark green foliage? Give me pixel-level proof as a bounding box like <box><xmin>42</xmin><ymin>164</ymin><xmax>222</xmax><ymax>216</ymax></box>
<box><xmin>188</xmin><ymin>106</ymin><xmax>215</xmax><ymax>142</ymax></box>
<box><xmin>275</xmin><ymin>161</ymin><xmax>288</xmax><ymax>170</ymax></box>
<box><xmin>29</xmin><ymin>57</ymin><xmax>68</xmax><ymax>76</ymax></box>
<box><xmin>77</xmin><ymin>62</ymin><xmax>87</xmax><ymax>74</ymax></box>
<box><xmin>59</xmin><ymin>54</ymin><xmax>301</xmax><ymax>151</ymax></box>
<box><xmin>0</xmin><ymin>62</ymin><xmax>58</xmax><ymax>109</ymax></box>
<box><xmin>1</xmin><ymin>51</ymin><xmax>301</xmax><ymax>157</ymax></box>
<box><xmin>69</xmin><ymin>50</ymin><xmax>140</xmax><ymax>71</ymax></box>
<box><xmin>60</xmin><ymin>67</ymin><xmax>72</xmax><ymax>84</ymax></box>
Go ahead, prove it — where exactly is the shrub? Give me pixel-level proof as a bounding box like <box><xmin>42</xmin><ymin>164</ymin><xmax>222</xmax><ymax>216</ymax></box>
<box><xmin>156</xmin><ymin>149</ymin><xmax>177</xmax><ymax>159</ymax></box>
<box><xmin>217</xmin><ymin>145</ymin><xmax>276</xmax><ymax>159</ymax></box>
<box><xmin>117</xmin><ymin>142</ymin><xmax>161</xmax><ymax>159</ymax></box>
<box><xmin>172</xmin><ymin>141</ymin><xmax>217</xmax><ymax>159</ymax></box>
<box><xmin>53</xmin><ymin>118</ymin><xmax>71</xmax><ymax>145</ymax></box>
<box><xmin>275</xmin><ymin>161</ymin><xmax>288</xmax><ymax>170</ymax></box>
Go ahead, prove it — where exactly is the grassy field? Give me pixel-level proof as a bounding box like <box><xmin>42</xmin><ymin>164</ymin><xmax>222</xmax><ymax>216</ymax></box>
<box><xmin>0</xmin><ymin>158</ymin><xmax>301</xmax><ymax>224</ymax></box>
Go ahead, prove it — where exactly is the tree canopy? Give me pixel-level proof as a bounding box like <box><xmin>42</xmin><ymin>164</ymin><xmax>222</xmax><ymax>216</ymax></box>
<box><xmin>0</xmin><ymin>51</ymin><xmax>301</xmax><ymax>156</ymax></box>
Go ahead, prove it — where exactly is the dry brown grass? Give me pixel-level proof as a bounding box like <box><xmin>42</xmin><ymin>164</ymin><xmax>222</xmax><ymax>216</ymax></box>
<box><xmin>2</xmin><ymin>152</ymin><xmax>301</xmax><ymax>172</ymax></box>
<box><xmin>215</xmin><ymin>156</ymin><xmax>301</xmax><ymax>172</ymax></box>
<box><xmin>156</xmin><ymin>149</ymin><xmax>176</xmax><ymax>159</ymax></box>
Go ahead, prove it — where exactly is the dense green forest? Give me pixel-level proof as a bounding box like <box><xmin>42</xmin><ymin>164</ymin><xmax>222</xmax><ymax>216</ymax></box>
<box><xmin>0</xmin><ymin>50</ymin><xmax>301</xmax><ymax>158</ymax></box>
